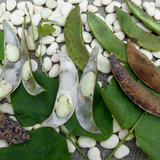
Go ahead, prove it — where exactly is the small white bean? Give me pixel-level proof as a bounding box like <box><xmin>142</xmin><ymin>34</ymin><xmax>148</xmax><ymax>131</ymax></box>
<box><xmin>91</xmin><ymin>39</ymin><xmax>103</xmax><ymax>54</ymax></box>
<box><xmin>32</xmin><ymin>14</ymin><xmax>41</xmax><ymax>26</ymax></box>
<box><xmin>40</xmin><ymin>36</ymin><xmax>55</xmax><ymax>45</ymax></box>
<box><xmin>105</xmin><ymin>2</ymin><xmax>121</xmax><ymax>13</ymax></box>
<box><xmin>46</xmin><ymin>0</ymin><xmax>57</xmax><ymax>9</ymax></box>
<box><xmin>87</xmin><ymin>147</ymin><xmax>101</xmax><ymax>160</ymax></box>
<box><xmin>48</xmin><ymin>10</ymin><xmax>62</xmax><ymax>20</ymax></box>
<box><xmin>9</xmin><ymin>116</ymin><xmax>17</xmax><ymax>121</ymax></box>
<box><xmin>51</xmin><ymin>25</ymin><xmax>61</xmax><ymax>37</ymax></box>
<box><xmin>105</xmin><ymin>13</ymin><xmax>117</xmax><ymax>25</ymax></box>
<box><xmin>33</xmin><ymin>0</ymin><xmax>47</xmax><ymax>5</ymax></box>
<box><xmin>34</xmin><ymin>124</ymin><xmax>43</xmax><ymax>129</ymax></box>
<box><xmin>61</xmin><ymin>45</ymin><xmax>69</xmax><ymax>56</ymax></box>
<box><xmin>23</xmin><ymin>126</ymin><xmax>33</xmax><ymax>131</ymax></box>
<box><xmin>0</xmin><ymin>140</ymin><xmax>9</xmax><ymax>148</ymax></box>
<box><xmin>142</xmin><ymin>2</ymin><xmax>156</xmax><ymax>17</ymax></box>
<box><xmin>6</xmin><ymin>0</ymin><xmax>16</xmax><ymax>11</ymax></box>
<box><xmin>152</xmin><ymin>51</ymin><xmax>160</xmax><ymax>59</ymax></box>
<box><xmin>60</xmin><ymin>2</ymin><xmax>72</xmax><ymax>16</ymax></box>
<box><xmin>49</xmin><ymin>64</ymin><xmax>60</xmax><ymax>78</ymax></box>
<box><xmin>87</xmin><ymin>5</ymin><xmax>98</xmax><ymax>13</ymax></box>
<box><xmin>83</xmin><ymin>31</ymin><xmax>92</xmax><ymax>43</ymax></box>
<box><xmin>36</xmin><ymin>45</ymin><xmax>46</xmax><ymax>57</ymax></box>
<box><xmin>156</xmin><ymin>0</ymin><xmax>160</xmax><ymax>7</ymax></box>
<box><xmin>122</xmin><ymin>2</ymin><xmax>131</xmax><ymax>13</ymax></box>
<box><xmin>78</xmin><ymin>136</ymin><xmax>96</xmax><ymax>148</ymax></box>
<box><xmin>113</xmin><ymin>25</ymin><xmax>122</xmax><ymax>32</ymax></box>
<box><xmin>93</xmin><ymin>0</ymin><xmax>102</xmax><ymax>7</ymax></box>
<box><xmin>79</xmin><ymin>0</ymin><xmax>88</xmax><ymax>12</ymax></box>
<box><xmin>139</xmin><ymin>48</ymin><xmax>153</xmax><ymax>60</ymax></box>
<box><xmin>66</xmin><ymin>136</ymin><xmax>76</xmax><ymax>153</ymax></box>
<box><xmin>34</xmin><ymin>5</ymin><xmax>43</xmax><ymax>14</ymax></box>
<box><xmin>0</xmin><ymin>11</ymin><xmax>11</xmax><ymax>23</ymax></box>
<box><xmin>0</xmin><ymin>3</ymin><xmax>6</xmax><ymax>13</ymax></box>
<box><xmin>101</xmin><ymin>0</ymin><xmax>112</xmax><ymax>5</ymax></box>
<box><xmin>41</xmin><ymin>8</ymin><xmax>52</xmax><ymax>19</ymax></box>
<box><xmin>97</xmin><ymin>81</ymin><xmax>102</xmax><ymax>88</ymax></box>
<box><xmin>26</xmin><ymin>35</ymin><xmax>35</xmax><ymax>51</ymax></box>
<box><xmin>136</xmin><ymin>22</ymin><xmax>152</xmax><ymax>33</ymax></box>
<box><xmin>85</xmin><ymin>44</ymin><xmax>92</xmax><ymax>54</ymax></box>
<box><xmin>113</xmin><ymin>118</ymin><xmax>121</xmax><ymax>133</ymax></box>
<box><xmin>31</xmin><ymin>59</ymin><xmax>38</xmax><ymax>72</ymax></box>
<box><xmin>107</xmin><ymin>75</ymin><xmax>113</xmax><ymax>84</ymax></box>
<box><xmin>46</xmin><ymin>42</ymin><xmax>58</xmax><ymax>55</ymax></box>
<box><xmin>131</xmin><ymin>0</ymin><xmax>141</xmax><ymax>6</ymax></box>
<box><xmin>28</xmin><ymin>25</ymin><xmax>39</xmax><ymax>41</ymax></box>
<box><xmin>43</xmin><ymin>57</ymin><xmax>52</xmax><ymax>72</ymax></box>
<box><xmin>60</xmin><ymin>125</ymin><xmax>70</xmax><ymax>133</ymax></box>
<box><xmin>55</xmin><ymin>0</ymin><xmax>64</xmax><ymax>12</ymax></box>
<box><xmin>81</xmin><ymin>14</ymin><xmax>87</xmax><ymax>25</ymax></box>
<box><xmin>68</xmin><ymin>0</ymin><xmax>83</xmax><ymax>4</ymax></box>
<box><xmin>103</xmin><ymin>50</ymin><xmax>110</xmax><ymax>58</ymax></box>
<box><xmin>85</xmin><ymin>21</ymin><xmax>91</xmax><ymax>32</ymax></box>
<box><xmin>0</xmin><ymin>103</ymin><xmax>14</xmax><ymax>115</ymax></box>
<box><xmin>114</xmin><ymin>31</ymin><xmax>125</xmax><ymax>41</ymax></box>
<box><xmin>118</xmin><ymin>129</ymin><xmax>134</xmax><ymax>141</ymax></box>
<box><xmin>56</xmin><ymin>33</ymin><xmax>65</xmax><ymax>43</ymax></box>
<box><xmin>154</xmin><ymin>59</ymin><xmax>160</xmax><ymax>67</ymax></box>
<box><xmin>51</xmin><ymin>54</ymin><xmax>60</xmax><ymax>63</ymax></box>
<box><xmin>154</xmin><ymin>9</ymin><xmax>160</xmax><ymax>20</ymax></box>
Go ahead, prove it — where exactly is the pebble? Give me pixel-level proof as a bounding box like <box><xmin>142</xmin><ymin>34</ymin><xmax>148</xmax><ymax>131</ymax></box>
<box><xmin>78</xmin><ymin>136</ymin><xmax>96</xmax><ymax>148</ymax></box>
<box><xmin>47</xmin><ymin>42</ymin><xmax>58</xmax><ymax>55</ymax></box>
<box><xmin>93</xmin><ymin>0</ymin><xmax>102</xmax><ymax>6</ymax></box>
<box><xmin>97</xmin><ymin>53</ymin><xmax>111</xmax><ymax>74</ymax></box>
<box><xmin>41</xmin><ymin>36</ymin><xmax>55</xmax><ymax>45</ymax></box>
<box><xmin>101</xmin><ymin>0</ymin><xmax>112</xmax><ymax>5</ymax></box>
<box><xmin>26</xmin><ymin>35</ymin><xmax>35</xmax><ymax>51</ymax></box>
<box><xmin>114</xmin><ymin>31</ymin><xmax>125</xmax><ymax>40</ymax></box>
<box><xmin>46</xmin><ymin>0</ymin><xmax>57</xmax><ymax>9</ymax></box>
<box><xmin>107</xmin><ymin>75</ymin><xmax>113</xmax><ymax>84</ymax></box>
<box><xmin>32</xmin><ymin>13</ymin><xmax>41</xmax><ymax>26</ymax></box>
<box><xmin>66</xmin><ymin>136</ymin><xmax>76</xmax><ymax>153</ymax></box>
<box><xmin>6</xmin><ymin>0</ymin><xmax>16</xmax><ymax>11</ymax></box>
<box><xmin>0</xmin><ymin>103</ymin><xmax>14</xmax><ymax>115</ymax></box>
<box><xmin>156</xmin><ymin>0</ymin><xmax>160</xmax><ymax>7</ymax></box>
<box><xmin>83</xmin><ymin>31</ymin><xmax>92</xmax><ymax>43</ymax></box>
<box><xmin>91</xmin><ymin>39</ymin><xmax>103</xmax><ymax>54</ymax></box>
<box><xmin>43</xmin><ymin>57</ymin><xmax>52</xmax><ymax>72</ymax></box>
<box><xmin>105</xmin><ymin>2</ymin><xmax>121</xmax><ymax>13</ymax></box>
<box><xmin>105</xmin><ymin>13</ymin><xmax>117</xmax><ymax>24</ymax></box>
<box><xmin>31</xmin><ymin>59</ymin><xmax>38</xmax><ymax>72</ymax></box>
<box><xmin>113</xmin><ymin>118</ymin><xmax>121</xmax><ymax>133</ymax></box>
<box><xmin>81</xmin><ymin>14</ymin><xmax>87</xmax><ymax>25</ymax></box>
<box><xmin>60</xmin><ymin>2</ymin><xmax>72</xmax><ymax>16</ymax></box>
<box><xmin>79</xmin><ymin>0</ymin><xmax>88</xmax><ymax>12</ymax></box>
<box><xmin>61</xmin><ymin>45</ymin><xmax>69</xmax><ymax>56</ymax></box>
<box><xmin>114</xmin><ymin>144</ymin><xmax>130</xmax><ymax>159</ymax></box>
<box><xmin>34</xmin><ymin>5</ymin><xmax>43</xmax><ymax>14</ymax></box>
<box><xmin>87</xmin><ymin>5</ymin><xmax>98</xmax><ymax>13</ymax></box>
<box><xmin>28</xmin><ymin>25</ymin><xmax>39</xmax><ymax>41</ymax></box>
<box><xmin>152</xmin><ymin>51</ymin><xmax>160</xmax><ymax>59</ymax></box>
<box><xmin>41</xmin><ymin>8</ymin><xmax>52</xmax><ymax>19</ymax></box>
<box><xmin>49</xmin><ymin>64</ymin><xmax>60</xmax><ymax>78</ymax></box>
<box><xmin>100</xmin><ymin>134</ymin><xmax>119</xmax><ymax>149</ymax></box>
<box><xmin>56</xmin><ymin>33</ymin><xmax>65</xmax><ymax>43</ymax></box>
<box><xmin>118</xmin><ymin>129</ymin><xmax>134</xmax><ymax>141</ymax></box>
<box><xmin>34</xmin><ymin>123</ymin><xmax>43</xmax><ymax>129</ymax></box>
<box><xmin>51</xmin><ymin>25</ymin><xmax>61</xmax><ymax>37</ymax></box>
<box><xmin>36</xmin><ymin>45</ymin><xmax>46</xmax><ymax>57</ymax></box>
<box><xmin>23</xmin><ymin>126</ymin><xmax>34</xmax><ymax>131</ymax></box>
<box><xmin>87</xmin><ymin>147</ymin><xmax>101</xmax><ymax>160</ymax></box>
<box><xmin>0</xmin><ymin>11</ymin><xmax>11</xmax><ymax>23</ymax></box>
<box><xmin>0</xmin><ymin>140</ymin><xmax>9</xmax><ymax>148</ymax></box>
<box><xmin>33</xmin><ymin>0</ymin><xmax>47</xmax><ymax>6</ymax></box>
<box><xmin>51</xmin><ymin>54</ymin><xmax>60</xmax><ymax>62</ymax></box>
<box><xmin>139</xmin><ymin>48</ymin><xmax>153</xmax><ymax>60</ymax></box>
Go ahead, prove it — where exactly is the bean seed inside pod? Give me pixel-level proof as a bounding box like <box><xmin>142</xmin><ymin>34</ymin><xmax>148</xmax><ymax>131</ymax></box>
<box><xmin>6</xmin><ymin>44</ymin><xmax>20</xmax><ymax>63</ymax></box>
<box><xmin>81</xmin><ymin>72</ymin><xmax>95</xmax><ymax>97</ymax></box>
<box><xmin>0</xmin><ymin>80</ymin><xmax>13</xmax><ymax>98</ymax></box>
<box><xmin>56</xmin><ymin>94</ymin><xmax>72</xmax><ymax>118</ymax></box>
<box><xmin>22</xmin><ymin>61</ymin><xmax>30</xmax><ymax>81</ymax></box>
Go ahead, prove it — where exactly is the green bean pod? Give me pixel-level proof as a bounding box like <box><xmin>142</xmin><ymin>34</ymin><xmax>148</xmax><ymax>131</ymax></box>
<box><xmin>126</xmin><ymin>39</ymin><xmax>160</xmax><ymax>93</ymax></box>
<box><xmin>64</xmin><ymin>6</ymin><xmax>90</xmax><ymax>71</ymax></box>
<box><xmin>110</xmin><ymin>53</ymin><xmax>160</xmax><ymax>117</ymax></box>
<box><xmin>87</xmin><ymin>11</ymin><xmax>127</xmax><ymax>63</ymax></box>
<box><xmin>115</xmin><ymin>6</ymin><xmax>160</xmax><ymax>51</ymax></box>
<box><xmin>126</xmin><ymin>0</ymin><xmax>160</xmax><ymax>35</ymax></box>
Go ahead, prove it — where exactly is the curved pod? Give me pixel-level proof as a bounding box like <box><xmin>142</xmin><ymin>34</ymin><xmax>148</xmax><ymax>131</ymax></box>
<box><xmin>115</xmin><ymin>6</ymin><xmax>160</xmax><ymax>51</ymax></box>
<box><xmin>0</xmin><ymin>20</ymin><xmax>21</xmax><ymax>99</ymax></box>
<box><xmin>110</xmin><ymin>53</ymin><xmax>160</xmax><ymax>117</ymax></box>
<box><xmin>87</xmin><ymin>11</ymin><xmax>127</xmax><ymax>63</ymax></box>
<box><xmin>21</xmin><ymin>18</ymin><xmax>45</xmax><ymax>95</ymax></box>
<box><xmin>76</xmin><ymin>46</ymin><xmax>101</xmax><ymax>133</ymax></box>
<box><xmin>126</xmin><ymin>39</ymin><xmax>160</xmax><ymax>92</ymax></box>
<box><xmin>64</xmin><ymin>6</ymin><xmax>90</xmax><ymax>71</ymax></box>
<box><xmin>43</xmin><ymin>50</ymin><xmax>78</xmax><ymax>127</ymax></box>
<box><xmin>126</xmin><ymin>0</ymin><xmax>160</xmax><ymax>35</ymax></box>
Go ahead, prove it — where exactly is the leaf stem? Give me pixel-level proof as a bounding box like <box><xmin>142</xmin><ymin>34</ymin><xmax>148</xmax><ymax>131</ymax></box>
<box><xmin>106</xmin><ymin>112</ymin><xmax>146</xmax><ymax>160</ymax></box>
<box><xmin>72</xmin><ymin>135</ymin><xmax>80</xmax><ymax>147</ymax></box>
<box><xmin>60</xmin><ymin>126</ymin><xmax>89</xmax><ymax>160</ymax></box>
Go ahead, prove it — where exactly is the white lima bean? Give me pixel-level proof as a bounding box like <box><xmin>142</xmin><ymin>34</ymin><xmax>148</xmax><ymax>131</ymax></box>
<box><xmin>83</xmin><ymin>31</ymin><xmax>92</xmax><ymax>43</ymax></box>
<box><xmin>0</xmin><ymin>11</ymin><xmax>11</xmax><ymax>23</ymax></box>
<box><xmin>66</xmin><ymin>135</ymin><xmax>76</xmax><ymax>153</ymax></box>
<box><xmin>43</xmin><ymin>57</ymin><xmax>52</xmax><ymax>72</ymax></box>
<box><xmin>49</xmin><ymin>64</ymin><xmax>60</xmax><ymax>78</ymax></box>
<box><xmin>105</xmin><ymin>2</ymin><xmax>121</xmax><ymax>13</ymax></box>
<box><xmin>56</xmin><ymin>33</ymin><xmax>65</xmax><ymax>43</ymax></box>
<box><xmin>60</xmin><ymin>2</ymin><xmax>72</xmax><ymax>16</ymax></box>
<box><xmin>78</xmin><ymin>136</ymin><xmax>96</xmax><ymax>148</ymax></box>
<box><xmin>0</xmin><ymin>140</ymin><xmax>9</xmax><ymax>148</ymax></box>
<box><xmin>26</xmin><ymin>35</ymin><xmax>35</xmax><ymax>51</ymax></box>
<box><xmin>9</xmin><ymin>115</ymin><xmax>17</xmax><ymax>121</ymax></box>
<box><xmin>114</xmin><ymin>144</ymin><xmax>130</xmax><ymax>159</ymax></box>
<box><xmin>87</xmin><ymin>147</ymin><xmax>101</xmax><ymax>160</ymax></box>
<box><xmin>51</xmin><ymin>25</ymin><xmax>61</xmax><ymax>37</ymax></box>
<box><xmin>93</xmin><ymin>0</ymin><xmax>102</xmax><ymax>7</ymax></box>
<box><xmin>87</xmin><ymin>5</ymin><xmax>98</xmax><ymax>13</ymax></box>
<box><xmin>153</xmin><ymin>59</ymin><xmax>160</xmax><ymax>67</ymax></box>
<box><xmin>100</xmin><ymin>134</ymin><xmax>119</xmax><ymax>149</ymax></box>
<box><xmin>152</xmin><ymin>51</ymin><xmax>160</xmax><ymax>59</ymax></box>
<box><xmin>61</xmin><ymin>45</ymin><xmax>69</xmax><ymax>56</ymax></box>
<box><xmin>118</xmin><ymin>129</ymin><xmax>134</xmax><ymax>141</ymax></box>
<box><xmin>142</xmin><ymin>2</ymin><xmax>156</xmax><ymax>17</ymax></box>
<box><xmin>79</xmin><ymin>0</ymin><xmax>88</xmax><ymax>12</ymax></box>
<box><xmin>113</xmin><ymin>118</ymin><xmax>121</xmax><ymax>133</ymax></box>
<box><xmin>81</xmin><ymin>14</ymin><xmax>87</xmax><ymax>25</ymax></box>
<box><xmin>105</xmin><ymin>13</ymin><xmax>117</xmax><ymax>25</ymax></box>
<box><xmin>138</xmin><ymin>48</ymin><xmax>153</xmax><ymax>60</ymax></box>
<box><xmin>91</xmin><ymin>39</ymin><xmax>103</xmax><ymax>54</ymax></box>
<box><xmin>156</xmin><ymin>0</ymin><xmax>160</xmax><ymax>7</ymax></box>
<box><xmin>51</xmin><ymin>54</ymin><xmax>60</xmax><ymax>63</ymax></box>
<box><xmin>34</xmin><ymin>123</ymin><xmax>43</xmax><ymax>130</ymax></box>
<box><xmin>17</xmin><ymin>27</ymin><xmax>28</xmax><ymax>39</ymax></box>
<box><xmin>0</xmin><ymin>3</ymin><xmax>7</xmax><ymax>14</ymax></box>
<box><xmin>0</xmin><ymin>103</ymin><xmax>14</xmax><ymax>115</ymax></box>
<box><xmin>85</xmin><ymin>44</ymin><xmax>92</xmax><ymax>54</ymax></box>
<box><xmin>60</xmin><ymin>125</ymin><xmax>70</xmax><ymax>134</ymax></box>
<box><xmin>22</xmin><ymin>61</ymin><xmax>30</xmax><ymax>81</ymax></box>
<box><xmin>31</xmin><ymin>59</ymin><xmax>38</xmax><ymax>72</ymax></box>
<box><xmin>36</xmin><ymin>44</ymin><xmax>46</xmax><ymax>57</ymax></box>
<box><xmin>34</xmin><ymin>5</ymin><xmax>43</xmax><ymax>14</ymax></box>
<box><xmin>46</xmin><ymin>0</ymin><xmax>57</xmax><ymax>9</ymax></box>
<box><xmin>0</xmin><ymin>80</ymin><xmax>13</xmax><ymax>98</ymax></box>
<box><xmin>6</xmin><ymin>0</ymin><xmax>16</xmax><ymax>11</ymax></box>
<box><xmin>33</xmin><ymin>0</ymin><xmax>47</xmax><ymax>6</ymax></box>
<box><xmin>6</xmin><ymin>44</ymin><xmax>20</xmax><ymax>63</ymax></box>
<box><xmin>46</xmin><ymin>42</ymin><xmax>58</xmax><ymax>55</ymax></box>
<box><xmin>107</xmin><ymin>75</ymin><xmax>113</xmax><ymax>84</ymax></box>
<box><xmin>41</xmin><ymin>35</ymin><xmax>55</xmax><ymax>45</ymax></box>
<box><xmin>28</xmin><ymin>25</ymin><xmax>39</xmax><ymax>41</ymax></box>
<box><xmin>32</xmin><ymin>13</ymin><xmax>42</xmax><ymax>26</ymax></box>
<box><xmin>23</xmin><ymin>126</ymin><xmax>34</xmax><ymax>131</ymax></box>
<box><xmin>41</xmin><ymin>8</ymin><xmax>52</xmax><ymax>19</ymax></box>
<box><xmin>101</xmin><ymin>0</ymin><xmax>112</xmax><ymax>5</ymax></box>
<box><xmin>114</xmin><ymin>31</ymin><xmax>125</xmax><ymax>41</ymax></box>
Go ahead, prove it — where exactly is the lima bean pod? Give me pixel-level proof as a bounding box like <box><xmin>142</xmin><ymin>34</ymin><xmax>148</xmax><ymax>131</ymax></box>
<box><xmin>43</xmin><ymin>50</ymin><xmax>78</xmax><ymax>127</ymax></box>
<box><xmin>64</xmin><ymin>6</ymin><xmax>90</xmax><ymax>71</ymax></box>
<box><xmin>87</xmin><ymin>11</ymin><xmax>127</xmax><ymax>63</ymax></box>
<box><xmin>126</xmin><ymin>0</ymin><xmax>160</xmax><ymax>35</ymax></box>
<box><xmin>0</xmin><ymin>20</ymin><xmax>21</xmax><ymax>99</ymax></box>
<box><xmin>76</xmin><ymin>46</ymin><xmax>101</xmax><ymax>134</ymax></box>
<box><xmin>110</xmin><ymin>53</ymin><xmax>160</xmax><ymax>117</ymax></box>
<box><xmin>126</xmin><ymin>39</ymin><xmax>160</xmax><ymax>93</ymax></box>
<box><xmin>21</xmin><ymin>18</ymin><xmax>45</xmax><ymax>95</ymax></box>
<box><xmin>115</xmin><ymin>6</ymin><xmax>160</xmax><ymax>51</ymax></box>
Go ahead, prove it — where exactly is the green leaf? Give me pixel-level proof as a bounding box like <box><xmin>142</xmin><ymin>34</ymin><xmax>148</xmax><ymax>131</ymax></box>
<box><xmin>38</xmin><ymin>24</ymin><xmax>55</xmax><ymax>35</ymax></box>
<box><xmin>65</xmin><ymin>83</ymin><xmax>113</xmax><ymax>142</ymax></box>
<box><xmin>0</xmin><ymin>127</ymin><xmax>72</xmax><ymax>160</ymax></box>
<box><xmin>11</xmin><ymin>72</ymin><xmax>59</xmax><ymax>127</ymax></box>
<box><xmin>135</xmin><ymin>114</ymin><xmax>160</xmax><ymax>160</ymax></box>
<box><xmin>0</xmin><ymin>30</ymin><xmax>4</xmax><ymax>60</ymax></box>
<box><xmin>101</xmin><ymin>64</ymin><xmax>143</xmax><ymax>128</ymax></box>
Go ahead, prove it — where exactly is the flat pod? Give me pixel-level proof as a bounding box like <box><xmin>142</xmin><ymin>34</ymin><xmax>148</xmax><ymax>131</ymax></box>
<box><xmin>76</xmin><ymin>46</ymin><xmax>101</xmax><ymax>134</ymax></box>
<box><xmin>126</xmin><ymin>0</ymin><xmax>160</xmax><ymax>35</ymax></box>
<box><xmin>64</xmin><ymin>6</ymin><xmax>90</xmax><ymax>71</ymax></box>
<box><xmin>110</xmin><ymin>53</ymin><xmax>160</xmax><ymax>117</ymax></box>
<box><xmin>87</xmin><ymin>11</ymin><xmax>127</xmax><ymax>63</ymax></box>
<box><xmin>0</xmin><ymin>113</ymin><xmax>31</xmax><ymax>143</ymax></box>
<box><xmin>0</xmin><ymin>20</ymin><xmax>21</xmax><ymax>99</ymax></box>
<box><xmin>126</xmin><ymin>40</ymin><xmax>160</xmax><ymax>93</ymax></box>
<box><xmin>21</xmin><ymin>18</ymin><xmax>45</xmax><ymax>95</ymax></box>
<box><xmin>42</xmin><ymin>50</ymin><xmax>78</xmax><ymax>127</ymax></box>
<box><xmin>115</xmin><ymin>6</ymin><xmax>160</xmax><ymax>51</ymax></box>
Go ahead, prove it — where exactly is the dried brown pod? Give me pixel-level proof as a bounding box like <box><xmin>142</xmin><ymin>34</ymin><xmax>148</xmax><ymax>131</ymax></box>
<box><xmin>126</xmin><ymin>39</ymin><xmax>160</xmax><ymax>93</ymax></box>
<box><xmin>0</xmin><ymin>113</ymin><xmax>31</xmax><ymax>144</ymax></box>
<box><xmin>110</xmin><ymin>53</ymin><xmax>160</xmax><ymax>117</ymax></box>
